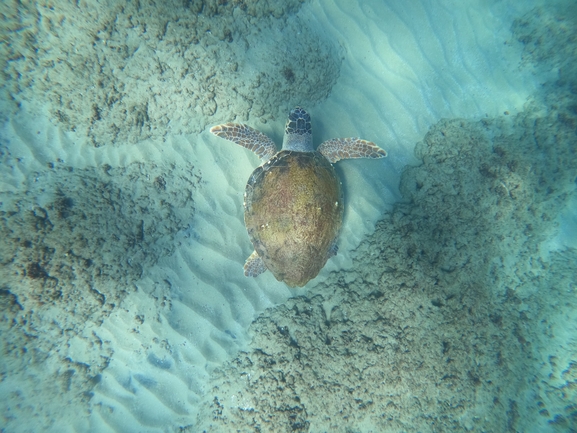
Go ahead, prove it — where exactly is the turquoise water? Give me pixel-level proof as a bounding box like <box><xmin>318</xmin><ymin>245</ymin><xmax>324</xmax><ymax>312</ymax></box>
<box><xmin>0</xmin><ymin>1</ymin><xmax>576</xmax><ymax>432</ymax></box>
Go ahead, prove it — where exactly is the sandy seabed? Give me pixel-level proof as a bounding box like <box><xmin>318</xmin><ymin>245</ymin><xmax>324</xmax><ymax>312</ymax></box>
<box><xmin>1</xmin><ymin>0</ymin><xmax>576</xmax><ymax>432</ymax></box>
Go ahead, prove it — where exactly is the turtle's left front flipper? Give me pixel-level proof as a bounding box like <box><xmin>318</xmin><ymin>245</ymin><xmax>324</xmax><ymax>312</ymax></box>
<box><xmin>210</xmin><ymin>123</ymin><xmax>277</xmax><ymax>162</ymax></box>
<box><xmin>318</xmin><ymin>138</ymin><xmax>387</xmax><ymax>163</ymax></box>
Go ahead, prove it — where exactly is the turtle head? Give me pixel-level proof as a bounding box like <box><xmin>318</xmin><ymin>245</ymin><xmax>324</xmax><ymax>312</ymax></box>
<box><xmin>282</xmin><ymin>107</ymin><xmax>314</xmax><ymax>152</ymax></box>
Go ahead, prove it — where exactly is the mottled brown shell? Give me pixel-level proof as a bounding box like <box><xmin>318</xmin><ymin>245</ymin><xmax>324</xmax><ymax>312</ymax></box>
<box><xmin>244</xmin><ymin>150</ymin><xmax>343</xmax><ymax>287</ymax></box>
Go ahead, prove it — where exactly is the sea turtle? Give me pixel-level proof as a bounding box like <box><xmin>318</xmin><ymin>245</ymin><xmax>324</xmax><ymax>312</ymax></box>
<box><xmin>210</xmin><ymin>107</ymin><xmax>386</xmax><ymax>287</ymax></box>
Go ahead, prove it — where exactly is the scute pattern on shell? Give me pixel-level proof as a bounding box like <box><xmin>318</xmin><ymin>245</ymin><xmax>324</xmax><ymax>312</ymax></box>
<box><xmin>244</xmin><ymin>150</ymin><xmax>343</xmax><ymax>287</ymax></box>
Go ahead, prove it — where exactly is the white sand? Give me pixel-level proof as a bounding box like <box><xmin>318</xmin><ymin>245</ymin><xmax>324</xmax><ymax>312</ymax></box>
<box><xmin>1</xmin><ymin>0</ymin><xmax>575</xmax><ymax>431</ymax></box>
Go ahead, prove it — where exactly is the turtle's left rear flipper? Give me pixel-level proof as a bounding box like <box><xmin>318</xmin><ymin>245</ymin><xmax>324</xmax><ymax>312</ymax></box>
<box><xmin>244</xmin><ymin>250</ymin><xmax>267</xmax><ymax>277</ymax></box>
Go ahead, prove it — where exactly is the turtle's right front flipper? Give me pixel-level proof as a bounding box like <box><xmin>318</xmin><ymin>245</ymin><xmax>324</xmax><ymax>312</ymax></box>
<box><xmin>318</xmin><ymin>138</ymin><xmax>387</xmax><ymax>163</ymax></box>
<box><xmin>210</xmin><ymin>123</ymin><xmax>277</xmax><ymax>162</ymax></box>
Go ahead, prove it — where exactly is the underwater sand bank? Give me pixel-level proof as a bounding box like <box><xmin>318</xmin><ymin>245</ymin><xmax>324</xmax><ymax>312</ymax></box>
<box><xmin>0</xmin><ymin>0</ymin><xmax>575</xmax><ymax>432</ymax></box>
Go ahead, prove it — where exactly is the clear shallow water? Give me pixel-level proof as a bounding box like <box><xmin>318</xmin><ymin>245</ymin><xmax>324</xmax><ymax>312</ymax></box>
<box><xmin>0</xmin><ymin>0</ymin><xmax>576</xmax><ymax>432</ymax></box>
